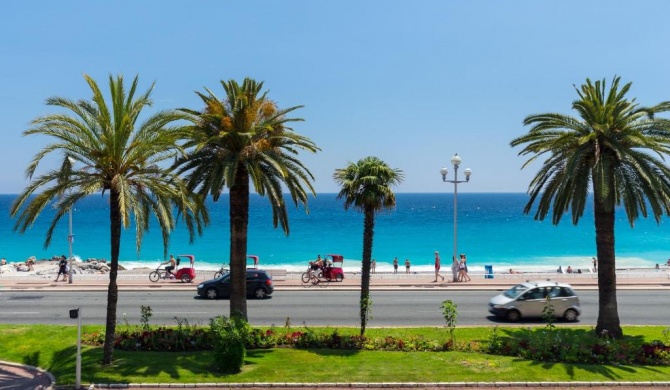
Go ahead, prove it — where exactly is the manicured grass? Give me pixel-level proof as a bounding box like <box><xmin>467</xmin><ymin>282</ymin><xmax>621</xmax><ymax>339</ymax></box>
<box><xmin>1</xmin><ymin>324</ymin><xmax>669</xmax><ymax>385</ymax></box>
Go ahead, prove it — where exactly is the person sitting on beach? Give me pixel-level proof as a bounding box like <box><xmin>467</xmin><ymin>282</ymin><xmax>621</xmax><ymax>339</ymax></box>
<box><xmin>557</xmin><ymin>265</ymin><xmax>563</xmax><ymax>273</ymax></box>
<box><xmin>0</xmin><ymin>258</ymin><xmax>6</xmax><ymax>266</ymax></box>
<box><xmin>508</xmin><ymin>268</ymin><xmax>521</xmax><ymax>274</ymax></box>
<box><xmin>566</xmin><ymin>265</ymin><xmax>573</xmax><ymax>274</ymax></box>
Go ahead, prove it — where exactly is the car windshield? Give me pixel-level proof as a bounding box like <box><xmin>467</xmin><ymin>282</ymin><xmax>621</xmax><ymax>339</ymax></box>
<box><xmin>503</xmin><ymin>284</ymin><xmax>528</xmax><ymax>299</ymax></box>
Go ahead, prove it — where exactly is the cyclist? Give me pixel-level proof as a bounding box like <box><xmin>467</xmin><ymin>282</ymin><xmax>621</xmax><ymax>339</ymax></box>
<box><xmin>162</xmin><ymin>255</ymin><xmax>176</xmax><ymax>278</ymax></box>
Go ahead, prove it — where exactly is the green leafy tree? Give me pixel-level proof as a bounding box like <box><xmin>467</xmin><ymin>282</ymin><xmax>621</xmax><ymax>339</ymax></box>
<box><xmin>333</xmin><ymin>156</ymin><xmax>404</xmax><ymax>335</ymax></box>
<box><xmin>511</xmin><ymin>76</ymin><xmax>670</xmax><ymax>338</ymax></box>
<box><xmin>176</xmin><ymin>78</ymin><xmax>319</xmax><ymax>320</ymax></box>
<box><xmin>441</xmin><ymin>299</ymin><xmax>458</xmax><ymax>346</ymax></box>
<box><xmin>11</xmin><ymin>74</ymin><xmax>207</xmax><ymax>364</ymax></box>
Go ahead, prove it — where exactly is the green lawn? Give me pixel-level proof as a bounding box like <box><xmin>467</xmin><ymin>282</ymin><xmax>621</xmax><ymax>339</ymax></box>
<box><xmin>1</xmin><ymin>324</ymin><xmax>669</xmax><ymax>385</ymax></box>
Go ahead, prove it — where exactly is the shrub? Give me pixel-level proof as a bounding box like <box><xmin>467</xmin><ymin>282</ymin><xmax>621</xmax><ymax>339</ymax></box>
<box><xmin>441</xmin><ymin>300</ymin><xmax>458</xmax><ymax>345</ymax></box>
<box><xmin>484</xmin><ymin>327</ymin><xmax>670</xmax><ymax>365</ymax></box>
<box><xmin>209</xmin><ymin>316</ymin><xmax>247</xmax><ymax>373</ymax></box>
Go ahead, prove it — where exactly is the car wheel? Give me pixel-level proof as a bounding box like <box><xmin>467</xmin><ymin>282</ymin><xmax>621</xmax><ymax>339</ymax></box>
<box><xmin>254</xmin><ymin>288</ymin><xmax>267</xmax><ymax>299</ymax></box>
<box><xmin>563</xmin><ymin>308</ymin><xmax>578</xmax><ymax>322</ymax></box>
<box><xmin>206</xmin><ymin>288</ymin><xmax>218</xmax><ymax>299</ymax></box>
<box><xmin>505</xmin><ymin>309</ymin><xmax>521</xmax><ymax>322</ymax></box>
<box><xmin>335</xmin><ymin>274</ymin><xmax>344</xmax><ymax>282</ymax></box>
<box><xmin>148</xmin><ymin>271</ymin><xmax>160</xmax><ymax>282</ymax></box>
<box><xmin>181</xmin><ymin>274</ymin><xmax>192</xmax><ymax>283</ymax></box>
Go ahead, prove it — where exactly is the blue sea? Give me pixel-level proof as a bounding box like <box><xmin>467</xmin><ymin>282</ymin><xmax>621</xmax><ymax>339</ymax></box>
<box><xmin>1</xmin><ymin>193</ymin><xmax>668</xmax><ymax>273</ymax></box>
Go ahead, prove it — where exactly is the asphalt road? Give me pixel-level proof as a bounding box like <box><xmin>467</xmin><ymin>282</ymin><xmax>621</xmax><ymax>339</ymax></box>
<box><xmin>1</xmin><ymin>289</ymin><xmax>668</xmax><ymax>326</ymax></box>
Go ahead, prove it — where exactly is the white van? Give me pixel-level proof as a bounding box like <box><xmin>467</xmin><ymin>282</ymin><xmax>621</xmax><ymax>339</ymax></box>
<box><xmin>488</xmin><ymin>280</ymin><xmax>581</xmax><ymax>322</ymax></box>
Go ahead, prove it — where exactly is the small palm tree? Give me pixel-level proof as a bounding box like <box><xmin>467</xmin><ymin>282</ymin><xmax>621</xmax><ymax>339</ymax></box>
<box><xmin>511</xmin><ymin>76</ymin><xmax>670</xmax><ymax>338</ymax></box>
<box><xmin>11</xmin><ymin>74</ymin><xmax>207</xmax><ymax>364</ymax></box>
<box><xmin>333</xmin><ymin>156</ymin><xmax>404</xmax><ymax>335</ymax></box>
<box><xmin>176</xmin><ymin>77</ymin><xmax>319</xmax><ymax>321</ymax></box>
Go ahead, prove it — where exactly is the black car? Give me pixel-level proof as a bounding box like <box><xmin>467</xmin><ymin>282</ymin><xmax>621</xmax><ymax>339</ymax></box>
<box><xmin>197</xmin><ymin>269</ymin><xmax>274</xmax><ymax>299</ymax></box>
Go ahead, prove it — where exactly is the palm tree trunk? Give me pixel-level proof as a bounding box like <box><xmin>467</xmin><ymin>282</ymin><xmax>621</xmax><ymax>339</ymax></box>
<box><xmin>102</xmin><ymin>188</ymin><xmax>121</xmax><ymax>364</ymax></box>
<box><xmin>229</xmin><ymin>166</ymin><xmax>249</xmax><ymax>321</ymax></box>
<box><xmin>360</xmin><ymin>207</ymin><xmax>374</xmax><ymax>336</ymax></box>
<box><xmin>593</xmin><ymin>197</ymin><xmax>623</xmax><ymax>338</ymax></box>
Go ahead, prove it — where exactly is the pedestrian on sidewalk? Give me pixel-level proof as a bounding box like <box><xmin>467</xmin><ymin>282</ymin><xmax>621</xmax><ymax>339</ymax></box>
<box><xmin>458</xmin><ymin>254</ymin><xmax>471</xmax><ymax>282</ymax></box>
<box><xmin>451</xmin><ymin>256</ymin><xmax>459</xmax><ymax>282</ymax></box>
<box><xmin>54</xmin><ymin>255</ymin><xmax>68</xmax><ymax>282</ymax></box>
<box><xmin>393</xmin><ymin>257</ymin><xmax>398</xmax><ymax>274</ymax></box>
<box><xmin>433</xmin><ymin>251</ymin><xmax>444</xmax><ymax>282</ymax></box>
<box><xmin>405</xmin><ymin>258</ymin><xmax>411</xmax><ymax>274</ymax></box>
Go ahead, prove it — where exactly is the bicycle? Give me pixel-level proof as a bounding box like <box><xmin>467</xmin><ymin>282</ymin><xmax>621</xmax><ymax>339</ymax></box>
<box><xmin>301</xmin><ymin>267</ymin><xmax>329</xmax><ymax>288</ymax></box>
<box><xmin>148</xmin><ymin>266</ymin><xmax>176</xmax><ymax>282</ymax></box>
<box><xmin>213</xmin><ymin>265</ymin><xmax>230</xmax><ymax>279</ymax></box>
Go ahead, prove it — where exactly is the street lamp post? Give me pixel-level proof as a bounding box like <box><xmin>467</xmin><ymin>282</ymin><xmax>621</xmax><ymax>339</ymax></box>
<box><xmin>66</xmin><ymin>156</ymin><xmax>76</xmax><ymax>284</ymax></box>
<box><xmin>67</xmin><ymin>206</ymin><xmax>74</xmax><ymax>284</ymax></box>
<box><xmin>440</xmin><ymin>153</ymin><xmax>472</xmax><ymax>282</ymax></box>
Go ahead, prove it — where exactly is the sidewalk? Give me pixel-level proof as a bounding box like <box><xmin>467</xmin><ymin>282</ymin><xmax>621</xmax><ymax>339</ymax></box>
<box><xmin>0</xmin><ymin>360</ymin><xmax>54</xmax><ymax>389</ymax></box>
<box><xmin>1</xmin><ymin>269</ymin><xmax>669</xmax><ymax>291</ymax></box>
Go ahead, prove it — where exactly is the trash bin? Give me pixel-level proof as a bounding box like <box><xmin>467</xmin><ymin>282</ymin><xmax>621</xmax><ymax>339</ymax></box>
<box><xmin>484</xmin><ymin>265</ymin><xmax>494</xmax><ymax>279</ymax></box>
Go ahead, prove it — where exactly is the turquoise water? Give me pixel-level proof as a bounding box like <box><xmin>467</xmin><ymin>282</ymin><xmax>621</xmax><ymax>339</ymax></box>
<box><xmin>1</xmin><ymin>193</ymin><xmax>668</xmax><ymax>272</ymax></box>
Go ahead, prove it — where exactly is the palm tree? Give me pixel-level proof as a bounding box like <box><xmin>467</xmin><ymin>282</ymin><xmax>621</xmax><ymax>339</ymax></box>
<box><xmin>333</xmin><ymin>156</ymin><xmax>404</xmax><ymax>335</ymax></box>
<box><xmin>176</xmin><ymin>78</ymin><xmax>319</xmax><ymax>321</ymax></box>
<box><xmin>10</xmin><ymin>74</ymin><xmax>208</xmax><ymax>364</ymax></box>
<box><xmin>510</xmin><ymin>76</ymin><xmax>670</xmax><ymax>338</ymax></box>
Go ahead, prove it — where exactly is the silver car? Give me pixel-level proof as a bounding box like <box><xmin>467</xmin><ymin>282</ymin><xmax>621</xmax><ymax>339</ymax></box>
<box><xmin>488</xmin><ymin>280</ymin><xmax>581</xmax><ymax>322</ymax></box>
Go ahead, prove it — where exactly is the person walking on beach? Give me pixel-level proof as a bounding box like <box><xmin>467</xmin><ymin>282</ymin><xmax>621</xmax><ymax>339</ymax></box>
<box><xmin>371</xmin><ymin>259</ymin><xmax>376</xmax><ymax>274</ymax></box>
<box><xmin>433</xmin><ymin>251</ymin><xmax>444</xmax><ymax>282</ymax></box>
<box><xmin>393</xmin><ymin>257</ymin><xmax>399</xmax><ymax>274</ymax></box>
<box><xmin>592</xmin><ymin>257</ymin><xmax>597</xmax><ymax>272</ymax></box>
<box><xmin>405</xmin><ymin>258</ymin><xmax>411</xmax><ymax>274</ymax></box>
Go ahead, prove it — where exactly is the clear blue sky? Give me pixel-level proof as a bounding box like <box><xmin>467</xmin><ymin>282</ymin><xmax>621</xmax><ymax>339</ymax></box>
<box><xmin>3</xmin><ymin>0</ymin><xmax>670</xmax><ymax>194</ymax></box>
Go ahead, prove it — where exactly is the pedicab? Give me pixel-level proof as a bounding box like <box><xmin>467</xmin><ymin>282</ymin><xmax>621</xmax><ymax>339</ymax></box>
<box><xmin>175</xmin><ymin>254</ymin><xmax>196</xmax><ymax>283</ymax></box>
<box><xmin>321</xmin><ymin>254</ymin><xmax>345</xmax><ymax>282</ymax></box>
<box><xmin>149</xmin><ymin>254</ymin><xmax>196</xmax><ymax>283</ymax></box>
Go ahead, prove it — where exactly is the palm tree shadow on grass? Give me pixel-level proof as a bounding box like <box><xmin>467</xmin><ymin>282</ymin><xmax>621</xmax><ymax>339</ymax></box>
<box><xmin>22</xmin><ymin>351</ymin><xmax>40</xmax><ymax>368</ymax></box>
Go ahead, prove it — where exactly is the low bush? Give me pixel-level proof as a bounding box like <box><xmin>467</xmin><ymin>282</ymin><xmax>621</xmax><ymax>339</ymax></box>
<box><xmin>486</xmin><ymin>326</ymin><xmax>670</xmax><ymax>365</ymax></box>
<box><xmin>210</xmin><ymin>316</ymin><xmax>247</xmax><ymax>373</ymax></box>
<box><xmin>82</xmin><ymin>312</ymin><xmax>670</xmax><ymax>366</ymax></box>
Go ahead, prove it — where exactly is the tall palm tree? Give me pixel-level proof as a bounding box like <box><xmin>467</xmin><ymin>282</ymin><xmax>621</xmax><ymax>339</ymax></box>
<box><xmin>176</xmin><ymin>78</ymin><xmax>319</xmax><ymax>321</ymax></box>
<box><xmin>11</xmin><ymin>74</ymin><xmax>207</xmax><ymax>364</ymax></box>
<box><xmin>333</xmin><ymin>156</ymin><xmax>404</xmax><ymax>335</ymax></box>
<box><xmin>510</xmin><ymin>76</ymin><xmax>670</xmax><ymax>338</ymax></box>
